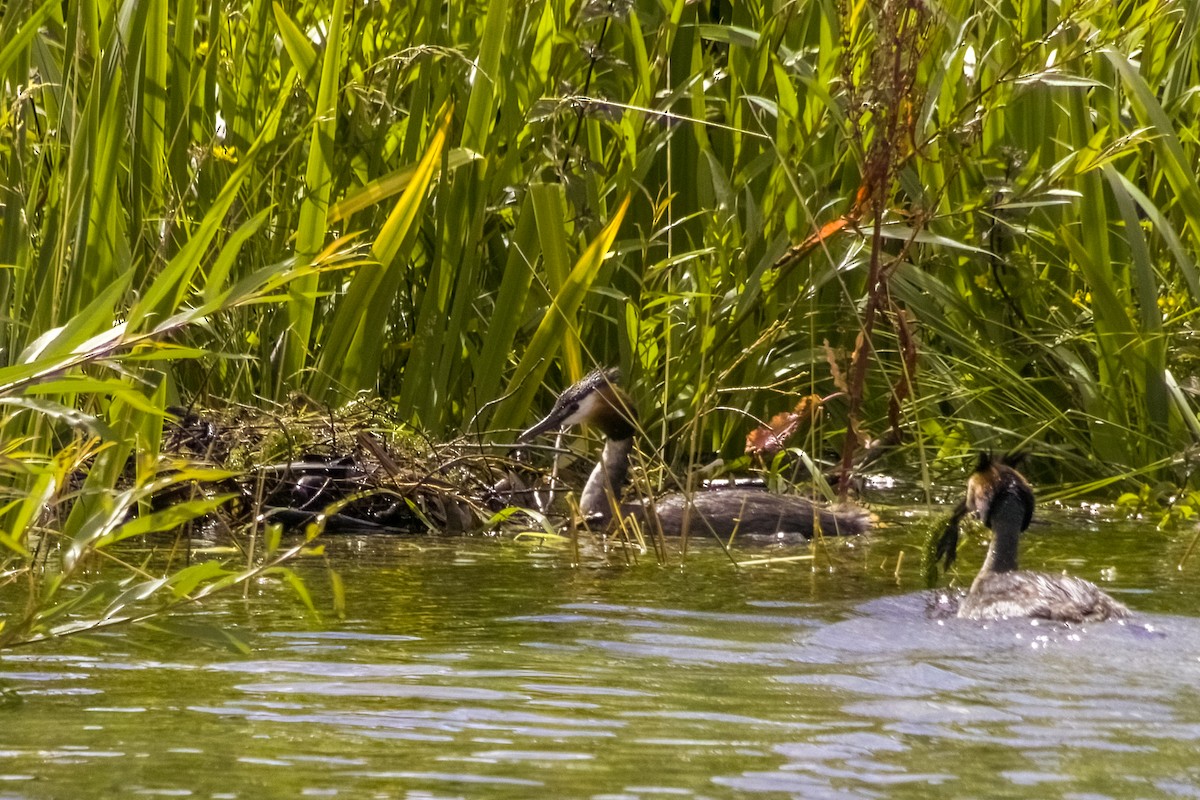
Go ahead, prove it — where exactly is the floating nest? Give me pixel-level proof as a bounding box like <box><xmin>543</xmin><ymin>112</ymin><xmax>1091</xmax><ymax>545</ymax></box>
<box><xmin>162</xmin><ymin>398</ymin><xmax>529</xmax><ymax>535</ymax></box>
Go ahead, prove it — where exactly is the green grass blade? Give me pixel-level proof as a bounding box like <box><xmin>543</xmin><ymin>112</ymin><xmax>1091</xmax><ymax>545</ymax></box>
<box><xmin>310</xmin><ymin>105</ymin><xmax>452</xmax><ymax>401</ymax></box>
<box><xmin>492</xmin><ymin>196</ymin><xmax>631</xmax><ymax>434</ymax></box>
<box><xmin>283</xmin><ymin>0</ymin><xmax>347</xmax><ymax>385</ymax></box>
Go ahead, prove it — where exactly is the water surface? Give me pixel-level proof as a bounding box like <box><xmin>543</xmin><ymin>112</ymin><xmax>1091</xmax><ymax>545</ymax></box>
<box><xmin>2</xmin><ymin>508</ymin><xmax>1198</xmax><ymax>798</ymax></box>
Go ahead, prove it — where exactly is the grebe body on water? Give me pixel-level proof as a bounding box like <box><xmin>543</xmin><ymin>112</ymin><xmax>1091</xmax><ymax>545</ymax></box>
<box><xmin>940</xmin><ymin>453</ymin><xmax>1128</xmax><ymax>623</ymax></box>
<box><xmin>518</xmin><ymin>368</ymin><xmax>871</xmax><ymax>538</ymax></box>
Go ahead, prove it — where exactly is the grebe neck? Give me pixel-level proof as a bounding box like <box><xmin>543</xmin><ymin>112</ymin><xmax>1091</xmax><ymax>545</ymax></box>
<box><xmin>977</xmin><ymin>491</ymin><xmax>1024</xmax><ymax>577</ymax></box>
<box><xmin>580</xmin><ymin>436</ymin><xmax>633</xmax><ymax>518</ymax></box>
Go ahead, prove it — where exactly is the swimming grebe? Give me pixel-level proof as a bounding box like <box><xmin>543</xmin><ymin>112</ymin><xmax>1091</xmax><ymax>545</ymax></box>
<box><xmin>518</xmin><ymin>368</ymin><xmax>871</xmax><ymax>538</ymax></box>
<box><xmin>938</xmin><ymin>453</ymin><xmax>1128</xmax><ymax>623</ymax></box>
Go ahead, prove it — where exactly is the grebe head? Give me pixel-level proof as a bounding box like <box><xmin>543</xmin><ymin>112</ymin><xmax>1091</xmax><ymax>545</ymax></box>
<box><xmin>518</xmin><ymin>367</ymin><xmax>637</xmax><ymax>443</ymax></box>
<box><xmin>934</xmin><ymin>452</ymin><xmax>1033</xmax><ymax>573</ymax></box>
<box><xmin>966</xmin><ymin>451</ymin><xmax>1034</xmax><ymax>534</ymax></box>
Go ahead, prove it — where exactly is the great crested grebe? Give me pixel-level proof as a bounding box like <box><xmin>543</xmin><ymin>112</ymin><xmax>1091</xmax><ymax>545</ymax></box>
<box><xmin>517</xmin><ymin>368</ymin><xmax>872</xmax><ymax>538</ymax></box>
<box><xmin>937</xmin><ymin>453</ymin><xmax>1128</xmax><ymax>623</ymax></box>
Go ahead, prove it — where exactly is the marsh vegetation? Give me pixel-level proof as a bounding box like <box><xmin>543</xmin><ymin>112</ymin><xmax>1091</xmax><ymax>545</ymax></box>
<box><xmin>0</xmin><ymin>0</ymin><xmax>1198</xmax><ymax>643</ymax></box>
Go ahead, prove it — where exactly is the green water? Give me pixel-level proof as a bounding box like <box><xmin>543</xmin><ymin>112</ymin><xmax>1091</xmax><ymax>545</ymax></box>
<box><xmin>2</xmin><ymin>508</ymin><xmax>1198</xmax><ymax>799</ymax></box>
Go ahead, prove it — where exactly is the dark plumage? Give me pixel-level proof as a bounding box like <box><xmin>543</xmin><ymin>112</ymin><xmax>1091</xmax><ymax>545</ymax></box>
<box><xmin>940</xmin><ymin>453</ymin><xmax>1128</xmax><ymax>623</ymax></box>
<box><xmin>519</xmin><ymin>368</ymin><xmax>871</xmax><ymax>538</ymax></box>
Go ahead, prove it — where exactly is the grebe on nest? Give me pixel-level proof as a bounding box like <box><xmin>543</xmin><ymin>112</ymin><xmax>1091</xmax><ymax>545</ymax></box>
<box><xmin>936</xmin><ymin>453</ymin><xmax>1128</xmax><ymax>623</ymax></box>
<box><xmin>518</xmin><ymin>368</ymin><xmax>871</xmax><ymax>538</ymax></box>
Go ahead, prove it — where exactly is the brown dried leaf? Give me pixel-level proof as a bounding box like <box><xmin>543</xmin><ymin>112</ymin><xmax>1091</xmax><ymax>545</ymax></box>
<box><xmin>823</xmin><ymin>340</ymin><xmax>848</xmax><ymax>394</ymax></box>
<box><xmin>745</xmin><ymin>395</ymin><xmax>825</xmax><ymax>457</ymax></box>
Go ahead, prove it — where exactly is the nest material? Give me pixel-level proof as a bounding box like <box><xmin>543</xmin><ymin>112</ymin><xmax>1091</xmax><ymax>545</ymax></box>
<box><xmin>163</xmin><ymin>399</ymin><xmax>515</xmax><ymax>534</ymax></box>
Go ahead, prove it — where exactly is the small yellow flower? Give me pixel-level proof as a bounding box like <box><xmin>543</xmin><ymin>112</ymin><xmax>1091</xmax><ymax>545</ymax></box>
<box><xmin>213</xmin><ymin>144</ymin><xmax>238</xmax><ymax>164</ymax></box>
<box><xmin>1158</xmin><ymin>294</ymin><xmax>1180</xmax><ymax>312</ymax></box>
<box><xmin>196</xmin><ymin>41</ymin><xmax>210</xmax><ymax>58</ymax></box>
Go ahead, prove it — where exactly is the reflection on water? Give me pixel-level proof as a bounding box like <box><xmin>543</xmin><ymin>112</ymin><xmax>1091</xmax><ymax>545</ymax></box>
<box><xmin>1</xmin><ymin>510</ymin><xmax>1199</xmax><ymax>799</ymax></box>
